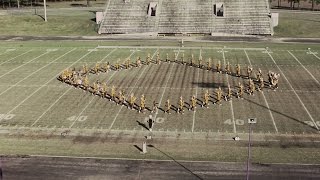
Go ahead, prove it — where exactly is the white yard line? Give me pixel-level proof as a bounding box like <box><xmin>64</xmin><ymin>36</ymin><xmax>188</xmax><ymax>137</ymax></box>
<box><xmin>244</xmin><ymin>50</ymin><xmax>278</xmax><ymax>133</ymax></box>
<box><xmin>152</xmin><ymin>48</ymin><xmax>181</xmax><ymax>126</ymax></box>
<box><xmin>222</xmin><ymin>50</ymin><xmax>236</xmax><ymax>134</ymax></box>
<box><xmin>0</xmin><ymin>49</ymin><xmax>76</xmax><ymax>97</ymax></box>
<box><xmin>267</xmin><ymin>51</ymin><xmax>319</xmax><ymax>131</ymax></box>
<box><xmin>312</xmin><ymin>53</ymin><xmax>320</xmax><ymax>60</ymax></box>
<box><xmin>191</xmin><ymin>49</ymin><xmax>201</xmax><ymax>133</ymax></box>
<box><xmin>108</xmin><ymin>49</ymin><xmax>159</xmax><ymax>130</ymax></box>
<box><xmin>0</xmin><ymin>49</ymin><xmax>33</xmax><ymax>66</ymax></box>
<box><xmin>288</xmin><ymin>51</ymin><xmax>320</xmax><ymax>86</ymax></box>
<box><xmin>0</xmin><ymin>50</ymin><xmax>50</xmax><ymax>79</ymax></box>
<box><xmin>68</xmin><ymin>48</ymin><xmax>119</xmax><ymax>129</ymax></box>
<box><xmin>27</xmin><ymin>50</ymin><xmax>99</xmax><ymax>127</ymax></box>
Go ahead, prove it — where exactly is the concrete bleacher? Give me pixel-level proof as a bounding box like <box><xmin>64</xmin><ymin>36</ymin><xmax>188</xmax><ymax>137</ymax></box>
<box><xmin>98</xmin><ymin>0</ymin><xmax>273</xmax><ymax>35</ymax></box>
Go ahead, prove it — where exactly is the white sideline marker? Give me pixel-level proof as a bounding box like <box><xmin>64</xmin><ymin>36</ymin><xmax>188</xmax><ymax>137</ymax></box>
<box><xmin>222</xmin><ymin>49</ymin><xmax>236</xmax><ymax>134</ymax></box>
<box><xmin>244</xmin><ymin>50</ymin><xmax>278</xmax><ymax>133</ymax></box>
<box><xmin>191</xmin><ymin>48</ymin><xmax>201</xmax><ymax>133</ymax></box>
<box><xmin>267</xmin><ymin>51</ymin><xmax>319</xmax><ymax>131</ymax></box>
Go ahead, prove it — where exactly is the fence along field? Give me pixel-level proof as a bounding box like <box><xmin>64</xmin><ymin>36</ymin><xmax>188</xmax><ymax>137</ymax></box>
<box><xmin>0</xmin><ymin>45</ymin><xmax>319</xmax><ymax>135</ymax></box>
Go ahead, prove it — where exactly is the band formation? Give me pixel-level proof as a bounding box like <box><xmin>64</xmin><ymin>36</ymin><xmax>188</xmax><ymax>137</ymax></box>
<box><xmin>58</xmin><ymin>52</ymin><xmax>280</xmax><ymax>114</ymax></box>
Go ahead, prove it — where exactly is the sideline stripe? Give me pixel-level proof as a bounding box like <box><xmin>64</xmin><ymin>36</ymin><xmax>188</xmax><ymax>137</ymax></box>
<box><xmin>288</xmin><ymin>51</ymin><xmax>320</xmax><ymax>86</ymax></box>
<box><xmin>0</xmin><ymin>51</ymin><xmax>49</xmax><ymax>79</ymax></box>
<box><xmin>222</xmin><ymin>49</ymin><xmax>236</xmax><ymax>134</ymax></box>
<box><xmin>0</xmin><ymin>49</ymin><xmax>76</xmax><ymax>97</ymax></box>
<box><xmin>191</xmin><ymin>48</ymin><xmax>201</xmax><ymax>133</ymax></box>
<box><xmin>244</xmin><ymin>50</ymin><xmax>278</xmax><ymax>133</ymax></box>
<box><xmin>267</xmin><ymin>51</ymin><xmax>319</xmax><ymax>131</ymax></box>
<box><xmin>28</xmin><ymin>154</ymin><xmax>320</xmax><ymax>166</ymax></box>
<box><xmin>0</xmin><ymin>49</ymin><xmax>33</xmax><ymax>66</ymax></box>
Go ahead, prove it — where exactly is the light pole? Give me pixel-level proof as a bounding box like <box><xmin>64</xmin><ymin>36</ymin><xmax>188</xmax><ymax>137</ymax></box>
<box><xmin>246</xmin><ymin>118</ymin><xmax>257</xmax><ymax>180</ymax></box>
<box><xmin>43</xmin><ymin>0</ymin><xmax>47</xmax><ymax>22</ymax></box>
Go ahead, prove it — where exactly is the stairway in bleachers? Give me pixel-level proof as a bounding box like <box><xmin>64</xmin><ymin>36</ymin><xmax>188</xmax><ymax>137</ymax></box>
<box><xmin>98</xmin><ymin>0</ymin><xmax>273</xmax><ymax>35</ymax></box>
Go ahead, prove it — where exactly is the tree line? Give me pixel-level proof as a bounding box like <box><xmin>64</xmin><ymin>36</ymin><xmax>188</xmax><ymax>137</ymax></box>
<box><xmin>273</xmin><ymin>0</ymin><xmax>320</xmax><ymax>10</ymax></box>
<box><xmin>0</xmin><ymin>0</ymin><xmax>94</xmax><ymax>8</ymax></box>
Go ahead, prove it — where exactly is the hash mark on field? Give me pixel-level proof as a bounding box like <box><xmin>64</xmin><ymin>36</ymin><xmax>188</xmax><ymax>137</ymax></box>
<box><xmin>288</xmin><ymin>51</ymin><xmax>320</xmax><ymax>86</ymax></box>
<box><xmin>222</xmin><ymin>49</ymin><xmax>236</xmax><ymax>134</ymax></box>
<box><xmin>0</xmin><ymin>50</ymin><xmax>50</xmax><ymax>79</ymax></box>
<box><xmin>28</xmin><ymin>49</ymin><xmax>98</xmax><ymax>126</ymax></box>
<box><xmin>244</xmin><ymin>50</ymin><xmax>278</xmax><ymax>133</ymax></box>
<box><xmin>191</xmin><ymin>48</ymin><xmax>201</xmax><ymax>133</ymax></box>
<box><xmin>152</xmin><ymin>48</ymin><xmax>181</xmax><ymax>126</ymax></box>
<box><xmin>31</xmin><ymin>88</ymin><xmax>72</xmax><ymax>127</ymax></box>
<box><xmin>0</xmin><ymin>49</ymin><xmax>76</xmax><ymax>97</ymax></box>
<box><xmin>108</xmin><ymin>49</ymin><xmax>159</xmax><ymax>130</ymax></box>
<box><xmin>267</xmin><ymin>51</ymin><xmax>319</xmax><ymax>131</ymax></box>
<box><xmin>68</xmin><ymin>48</ymin><xmax>118</xmax><ymax>128</ymax></box>
<box><xmin>0</xmin><ymin>49</ymin><xmax>33</xmax><ymax>66</ymax></box>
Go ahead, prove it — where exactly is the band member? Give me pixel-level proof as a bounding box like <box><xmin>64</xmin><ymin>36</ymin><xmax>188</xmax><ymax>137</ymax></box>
<box><xmin>146</xmin><ymin>53</ymin><xmax>151</xmax><ymax>65</ymax></box>
<box><xmin>225</xmin><ymin>85</ymin><xmax>232</xmax><ymax>101</ymax></box>
<box><xmin>101</xmin><ymin>82</ymin><xmax>108</xmax><ymax>98</ymax></box>
<box><xmin>198</xmin><ymin>55</ymin><xmax>203</xmax><ymax>68</ymax></box>
<box><xmin>139</xmin><ymin>94</ymin><xmax>146</xmax><ymax>113</ymax></box>
<box><xmin>126</xmin><ymin>59</ymin><xmax>130</xmax><ymax>69</ymax></box>
<box><xmin>216</xmin><ymin>60</ymin><xmax>221</xmax><ymax>73</ymax></box>
<box><xmin>248</xmin><ymin>79</ymin><xmax>255</xmax><ymax>95</ymax></box>
<box><xmin>236</xmin><ymin>64</ymin><xmax>241</xmax><ymax>77</ymax></box>
<box><xmin>129</xmin><ymin>93</ymin><xmax>136</xmax><ymax>110</ymax></box>
<box><xmin>258</xmin><ymin>77</ymin><xmax>264</xmax><ymax>91</ymax></box>
<box><xmin>166</xmin><ymin>53</ymin><xmax>169</xmax><ymax>63</ymax></box>
<box><xmin>237</xmin><ymin>82</ymin><xmax>244</xmax><ymax>98</ymax></box>
<box><xmin>256</xmin><ymin>68</ymin><xmax>262</xmax><ymax>80</ymax></box>
<box><xmin>247</xmin><ymin>66</ymin><xmax>253</xmax><ymax>79</ymax></box>
<box><xmin>190</xmin><ymin>95</ymin><xmax>197</xmax><ymax>111</ymax></box>
<box><xmin>81</xmin><ymin>76</ymin><xmax>89</xmax><ymax>90</ymax></box>
<box><xmin>110</xmin><ymin>85</ymin><xmax>116</xmax><ymax>101</ymax></box>
<box><xmin>207</xmin><ymin>58</ymin><xmax>212</xmax><ymax>71</ymax></box>
<box><xmin>104</xmin><ymin>62</ymin><xmax>111</xmax><ymax>72</ymax></box>
<box><xmin>177</xmin><ymin>96</ymin><xmax>184</xmax><ymax>113</ymax></box>
<box><xmin>190</xmin><ymin>54</ymin><xmax>195</xmax><ymax>66</ymax></box>
<box><xmin>181</xmin><ymin>53</ymin><xmax>185</xmax><ymax>64</ymax></box>
<box><xmin>151</xmin><ymin>100</ymin><xmax>158</xmax><ymax>113</ymax></box>
<box><xmin>203</xmin><ymin>90</ymin><xmax>210</xmax><ymax>108</ymax></box>
<box><xmin>216</xmin><ymin>87</ymin><xmax>222</xmax><ymax>105</ymax></box>
<box><xmin>136</xmin><ymin>56</ymin><xmax>141</xmax><ymax>67</ymax></box>
<box><xmin>118</xmin><ymin>90</ymin><xmax>124</xmax><ymax>105</ymax></box>
<box><xmin>225</xmin><ymin>61</ymin><xmax>231</xmax><ymax>74</ymax></box>
<box><xmin>156</xmin><ymin>52</ymin><xmax>161</xmax><ymax>64</ymax></box>
<box><xmin>165</xmin><ymin>99</ymin><xmax>171</xmax><ymax>114</ymax></box>
<box><xmin>82</xmin><ymin>64</ymin><xmax>88</xmax><ymax>74</ymax></box>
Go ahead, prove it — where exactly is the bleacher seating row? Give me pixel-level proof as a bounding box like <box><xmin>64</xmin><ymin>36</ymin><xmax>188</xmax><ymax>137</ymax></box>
<box><xmin>98</xmin><ymin>0</ymin><xmax>273</xmax><ymax>35</ymax></box>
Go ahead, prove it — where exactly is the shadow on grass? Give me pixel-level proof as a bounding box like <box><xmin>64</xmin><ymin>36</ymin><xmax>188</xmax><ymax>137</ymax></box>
<box><xmin>243</xmin><ymin>96</ymin><xmax>319</xmax><ymax>132</ymax></box>
<box><xmin>136</xmin><ymin>120</ymin><xmax>149</xmax><ymax>131</ymax></box>
<box><xmin>147</xmin><ymin>144</ymin><xmax>204</xmax><ymax>180</ymax></box>
<box><xmin>133</xmin><ymin>145</ymin><xmax>143</xmax><ymax>153</ymax></box>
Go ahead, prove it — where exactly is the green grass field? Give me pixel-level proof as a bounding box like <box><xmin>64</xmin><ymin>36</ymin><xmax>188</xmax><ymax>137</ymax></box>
<box><xmin>0</xmin><ymin>5</ymin><xmax>320</xmax><ymax>37</ymax></box>
<box><xmin>0</xmin><ymin>41</ymin><xmax>320</xmax><ymax>136</ymax></box>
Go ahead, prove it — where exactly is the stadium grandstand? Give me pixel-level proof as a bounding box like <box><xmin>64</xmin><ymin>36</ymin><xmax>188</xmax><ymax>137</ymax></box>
<box><xmin>98</xmin><ymin>0</ymin><xmax>273</xmax><ymax>35</ymax></box>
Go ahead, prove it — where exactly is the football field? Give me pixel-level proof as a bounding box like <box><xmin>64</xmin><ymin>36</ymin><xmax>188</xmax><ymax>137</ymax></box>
<box><xmin>0</xmin><ymin>42</ymin><xmax>320</xmax><ymax>136</ymax></box>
